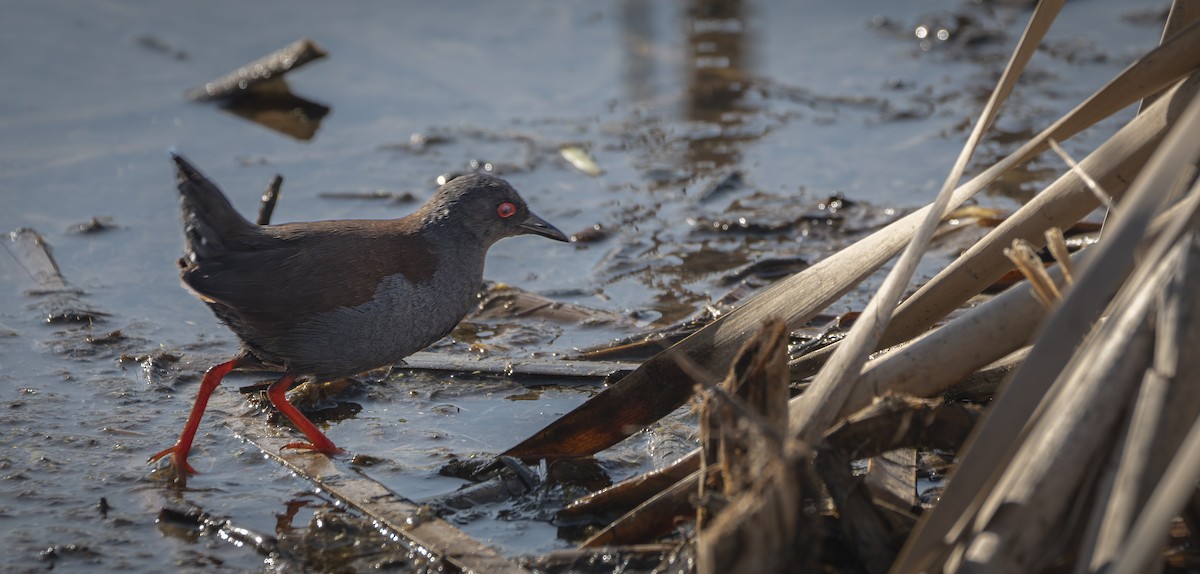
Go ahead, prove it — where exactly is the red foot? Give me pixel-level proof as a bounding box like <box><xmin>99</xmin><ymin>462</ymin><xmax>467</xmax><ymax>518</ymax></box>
<box><xmin>267</xmin><ymin>374</ymin><xmax>344</xmax><ymax>456</ymax></box>
<box><xmin>149</xmin><ymin>358</ymin><xmax>241</xmax><ymax>478</ymax></box>
<box><xmin>148</xmin><ymin>444</ymin><xmax>198</xmax><ymax>476</ymax></box>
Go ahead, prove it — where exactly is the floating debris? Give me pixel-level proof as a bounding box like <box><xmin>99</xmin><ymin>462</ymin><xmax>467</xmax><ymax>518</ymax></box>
<box><xmin>470</xmin><ymin>282</ymin><xmax>625</xmax><ymax>326</ymax></box>
<box><xmin>157</xmin><ymin>506</ymin><xmax>279</xmax><ymax>557</ymax></box>
<box><xmin>408</xmin><ymin>132</ymin><xmax>454</xmax><ymax>150</ymax></box>
<box><xmin>184</xmin><ymin>38</ymin><xmax>328</xmax><ymax>102</ymax></box>
<box><xmin>694</xmin><ymin>169</ymin><xmax>745</xmax><ymax>203</ymax></box>
<box><xmin>135</xmin><ymin>35</ymin><xmax>188</xmax><ymax>60</ymax></box>
<box><xmin>559</xmin><ymin>145</ymin><xmax>602</xmax><ymax>176</ymax></box>
<box><xmin>67</xmin><ymin>216</ymin><xmax>118</xmax><ymax>234</ymax></box>
<box><xmin>379</xmin><ymin>132</ymin><xmax>457</xmax><ymax>153</ymax></box>
<box><xmin>39</xmin><ymin>544</ymin><xmax>99</xmax><ymax>566</ymax></box>
<box><xmin>428</xmin><ymin>456</ymin><xmax>542</xmax><ymax>512</ymax></box>
<box><xmin>569</xmin><ymin>223</ymin><xmax>610</xmax><ymax>244</ymax></box>
<box><xmin>85</xmin><ymin>330</ymin><xmax>125</xmax><ymax>345</ymax></box>
<box><xmin>686</xmin><ymin>213</ymin><xmax>836</xmax><ymax>234</ymax></box>
<box><xmin>719</xmin><ymin>256</ymin><xmax>809</xmax><ymax>285</ymax></box>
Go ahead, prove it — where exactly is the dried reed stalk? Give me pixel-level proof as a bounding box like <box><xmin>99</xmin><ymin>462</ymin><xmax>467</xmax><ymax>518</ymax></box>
<box><xmin>896</xmin><ymin>90</ymin><xmax>1200</xmax><ymax>572</ymax></box>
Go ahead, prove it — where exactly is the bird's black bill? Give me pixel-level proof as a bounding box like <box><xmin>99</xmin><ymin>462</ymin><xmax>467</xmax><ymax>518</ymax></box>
<box><xmin>519</xmin><ymin>212</ymin><xmax>569</xmax><ymax>242</ymax></box>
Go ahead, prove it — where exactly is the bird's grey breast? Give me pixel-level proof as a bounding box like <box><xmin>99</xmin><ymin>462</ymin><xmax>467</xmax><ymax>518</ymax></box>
<box><xmin>281</xmin><ymin>252</ymin><xmax>484</xmax><ymax>377</ymax></box>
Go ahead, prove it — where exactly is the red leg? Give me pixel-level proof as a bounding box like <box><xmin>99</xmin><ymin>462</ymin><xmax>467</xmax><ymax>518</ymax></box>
<box><xmin>148</xmin><ymin>358</ymin><xmax>240</xmax><ymax>476</ymax></box>
<box><xmin>266</xmin><ymin>374</ymin><xmax>343</xmax><ymax>455</ymax></box>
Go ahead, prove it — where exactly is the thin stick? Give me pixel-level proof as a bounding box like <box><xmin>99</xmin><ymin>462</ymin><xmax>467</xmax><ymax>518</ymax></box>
<box><xmin>256</xmin><ymin>175</ymin><xmax>283</xmax><ymax>226</ymax></box>
<box><xmin>1048</xmin><ymin>138</ymin><xmax>1115</xmax><ymax>211</ymax></box>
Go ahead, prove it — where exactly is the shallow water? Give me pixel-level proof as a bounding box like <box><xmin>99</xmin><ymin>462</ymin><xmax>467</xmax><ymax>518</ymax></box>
<box><xmin>0</xmin><ymin>0</ymin><xmax>1164</xmax><ymax>571</ymax></box>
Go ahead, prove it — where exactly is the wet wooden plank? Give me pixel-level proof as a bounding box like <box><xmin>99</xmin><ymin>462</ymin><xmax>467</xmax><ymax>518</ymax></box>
<box><xmin>213</xmin><ymin>392</ymin><xmax>530</xmax><ymax>574</ymax></box>
<box><xmin>3</xmin><ymin>227</ymin><xmax>108</xmax><ymax>323</ymax></box>
<box><xmin>3</xmin><ymin>228</ymin><xmax>68</xmax><ymax>291</ymax></box>
<box><xmin>399</xmin><ymin>352</ymin><xmax>638</xmax><ymax>382</ymax></box>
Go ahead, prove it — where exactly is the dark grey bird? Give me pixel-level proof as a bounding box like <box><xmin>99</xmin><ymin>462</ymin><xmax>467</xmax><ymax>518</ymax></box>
<box><xmin>151</xmin><ymin>153</ymin><xmax>567</xmax><ymax>477</ymax></box>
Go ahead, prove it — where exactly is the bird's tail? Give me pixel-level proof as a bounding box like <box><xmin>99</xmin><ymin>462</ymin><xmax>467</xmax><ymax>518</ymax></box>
<box><xmin>170</xmin><ymin>152</ymin><xmax>259</xmax><ymax>263</ymax></box>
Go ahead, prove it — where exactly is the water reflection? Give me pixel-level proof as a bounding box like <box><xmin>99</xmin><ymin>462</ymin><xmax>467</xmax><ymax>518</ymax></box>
<box><xmin>684</xmin><ymin>0</ymin><xmax>756</xmax><ymax>171</ymax></box>
<box><xmin>620</xmin><ymin>1</ymin><xmax>658</xmax><ymax>105</ymax></box>
<box><xmin>621</xmin><ymin>0</ymin><xmax>759</xmax><ymax>187</ymax></box>
<box><xmin>220</xmin><ymin>92</ymin><xmax>331</xmax><ymax>141</ymax></box>
<box><xmin>613</xmin><ymin>0</ymin><xmax>763</xmax><ymax>324</ymax></box>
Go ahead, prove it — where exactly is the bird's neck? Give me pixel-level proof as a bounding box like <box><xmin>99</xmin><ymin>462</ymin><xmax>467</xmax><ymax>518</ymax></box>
<box><xmin>419</xmin><ymin>214</ymin><xmax>494</xmax><ymax>250</ymax></box>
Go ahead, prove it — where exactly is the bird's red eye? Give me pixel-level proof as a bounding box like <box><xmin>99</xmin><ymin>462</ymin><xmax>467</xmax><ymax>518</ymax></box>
<box><xmin>497</xmin><ymin>202</ymin><xmax>517</xmax><ymax>218</ymax></box>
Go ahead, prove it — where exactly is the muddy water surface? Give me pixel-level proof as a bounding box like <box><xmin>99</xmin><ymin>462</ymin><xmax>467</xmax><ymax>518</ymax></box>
<box><xmin>0</xmin><ymin>0</ymin><xmax>1164</xmax><ymax>571</ymax></box>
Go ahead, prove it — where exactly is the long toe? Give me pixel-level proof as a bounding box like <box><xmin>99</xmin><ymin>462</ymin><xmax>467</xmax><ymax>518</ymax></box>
<box><xmin>147</xmin><ymin>446</ymin><xmax>174</xmax><ymax>464</ymax></box>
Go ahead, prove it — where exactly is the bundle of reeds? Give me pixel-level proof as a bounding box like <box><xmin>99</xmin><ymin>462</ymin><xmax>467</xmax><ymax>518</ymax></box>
<box><xmin>502</xmin><ymin>2</ymin><xmax>1200</xmax><ymax>572</ymax></box>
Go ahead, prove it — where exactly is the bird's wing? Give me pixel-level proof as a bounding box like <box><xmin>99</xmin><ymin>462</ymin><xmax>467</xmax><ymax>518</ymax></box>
<box><xmin>181</xmin><ymin>220</ymin><xmax>438</xmax><ymax>335</ymax></box>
